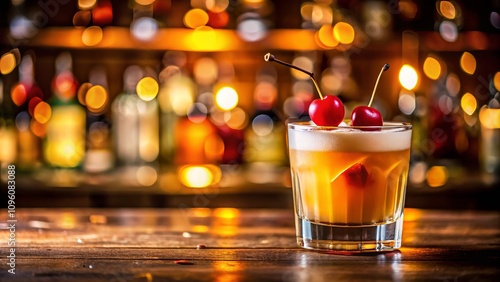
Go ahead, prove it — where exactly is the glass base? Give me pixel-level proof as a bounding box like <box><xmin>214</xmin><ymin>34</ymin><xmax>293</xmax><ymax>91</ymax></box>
<box><xmin>296</xmin><ymin>214</ymin><xmax>404</xmax><ymax>252</ymax></box>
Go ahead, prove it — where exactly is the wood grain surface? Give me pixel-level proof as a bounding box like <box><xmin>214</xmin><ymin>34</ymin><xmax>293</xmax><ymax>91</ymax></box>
<box><xmin>1</xmin><ymin>208</ymin><xmax>499</xmax><ymax>281</ymax></box>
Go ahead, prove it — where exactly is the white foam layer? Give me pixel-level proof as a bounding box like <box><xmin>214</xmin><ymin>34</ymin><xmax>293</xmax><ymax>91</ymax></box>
<box><xmin>288</xmin><ymin>125</ymin><xmax>412</xmax><ymax>152</ymax></box>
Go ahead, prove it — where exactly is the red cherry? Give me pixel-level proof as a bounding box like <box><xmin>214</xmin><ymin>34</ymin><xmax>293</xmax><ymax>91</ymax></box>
<box><xmin>343</xmin><ymin>163</ymin><xmax>368</xmax><ymax>187</ymax></box>
<box><xmin>350</xmin><ymin>106</ymin><xmax>383</xmax><ymax>127</ymax></box>
<box><xmin>308</xmin><ymin>95</ymin><xmax>345</xmax><ymax>126</ymax></box>
<box><xmin>350</xmin><ymin>63</ymin><xmax>389</xmax><ymax>127</ymax></box>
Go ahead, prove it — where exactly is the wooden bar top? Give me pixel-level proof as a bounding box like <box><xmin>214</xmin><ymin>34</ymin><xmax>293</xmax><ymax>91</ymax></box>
<box><xmin>1</xmin><ymin>208</ymin><xmax>499</xmax><ymax>281</ymax></box>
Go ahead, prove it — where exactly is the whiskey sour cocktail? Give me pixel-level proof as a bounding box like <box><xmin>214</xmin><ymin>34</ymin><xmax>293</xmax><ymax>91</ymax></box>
<box><xmin>288</xmin><ymin>122</ymin><xmax>412</xmax><ymax>251</ymax></box>
<box><xmin>265</xmin><ymin>53</ymin><xmax>412</xmax><ymax>251</ymax></box>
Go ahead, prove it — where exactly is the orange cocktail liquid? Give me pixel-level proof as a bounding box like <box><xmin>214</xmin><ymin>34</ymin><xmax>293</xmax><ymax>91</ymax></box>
<box><xmin>289</xmin><ymin>148</ymin><xmax>410</xmax><ymax>225</ymax></box>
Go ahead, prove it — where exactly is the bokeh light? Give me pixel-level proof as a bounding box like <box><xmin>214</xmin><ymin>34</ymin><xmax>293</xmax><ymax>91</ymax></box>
<box><xmin>15</xmin><ymin>111</ymin><xmax>30</xmax><ymax>131</ymax></box>
<box><xmin>53</xmin><ymin>71</ymin><xmax>78</xmax><ymax>100</ymax></box>
<box><xmin>136</xmin><ymin>77</ymin><xmax>159</xmax><ymax>101</ymax></box>
<box><xmin>136</xmin><ymin>166</ymin><xmax>158</xmax><ymax>186</ymax></box>
<box><xmin>214</xmin><ymin>207</ymin><xmax>240</xmax><ymax>219</ymax></box>
<box><xmin>135</xmin><ymin>0</ymin><xmax>156</xmax><ymax>5</ymax></box>
<box><xmin>33</xmin><ymin>101</ymin><xmax>52</xmax><ymax>124</ymax></box>
<box><xmin>460</xmin><ymin>52</ymin><xmax>476</xmax><ymax>75</ymax></box>
<box><xmin>11</xmin><ymin>0</ymin><xmax>25</xmax><ymax>6</ymax></box>
<box><xmin>208</xmin><ymin>11</ymin><xmax>229</xmax><ymax>28</ymax></box>
<box><xmin>283</xmin><ymin>96</ymin><xmax>305</xmax><ymax>118</ymax></box>
<box><xmin>10</xmin><ymin>16</ymin><xmax>35</xmax><ymax>39</ymax></box>
<box><xmin>44</xmin><ymin>106</ymin><xmax>86</xmax><ymax>168</ymax></box>
<box><xmin>158</xmin><ymin>75</ymin><xmax>194</xmax><ymax>115</ymax></box>
<box><xmin>179</xmin><ymin>165</ymin><xmax>214</xmax><ymax>188</ymax></box>
<box><xmin>73</xmin><ymin>10</ymin><xmax>91</xmax><ymax>27</ymax></box>
<box><xmin>409</xmin><ymin>162</ymin><xmax>427</xmax><ymax>184</ymax></box>
<box><xmin>206</xmin><ymin>0</ymin><xmax>229</xmax><ymax>13</ymax></box>
<box><xmin>317</xmin><ymin>25</ymin><xmax>339</xmax><ymax>48</ymax></box>
<box><xmin>77</xmin><ymin>82</ymin><xmax>93</xmax><ymax>105</ymax></box>
<box><xmin>479</xmin><ymin>106</ymin><xmax>500</xmax><ymax>129</ymax></box>
<box><xmin>291</xmin><ymin>56</ymin><xmax>313</xmax><ymax>80</ymax></box>
<box><xmin>320</xmin><ymin>70</ymin><xmax>342</xmax><ymax>94</ymax></box>
<box><xmin>193</xmin><ymin>57</ymin><xmax>218</xmax><ymax>85</ymax></box>
<box><xmin>438</xmin><ymin>95</ymin><xmax>453</xmax><ymax>115</ymax></box>
<box><xmin>125</xmin><ymin>65</ymin><xmax>145</xmax><ymax>88</ymax></box>
<box><xmin>492</xmin><ymin>12</ymin><xmax>500</xmax><ymax>29</ymax></box>
<box><xmin>215</xmin><ymin>86</ymin><xmax>238</xmax><ymax>111</ymax></box>
<box><xmin>438</xmin><ymin>1</ymin><xmax>456</xmax><ymax>19</ymax></box>
<box><xmin>254</xmin><ymin>81</ymin><xmax>277</xmax><ymax>108</ymax></box>
<box><xmin>1</xmin><ymin>52</ymin><xmax>17</xmax><ymax>75</ymax></box>
<box><xmin>78</xmin><ymin>0</ymin><xmax>97</xmax><ymax>10</ymax></box>
<box><xmin>131</xmin><ymin>17</ymin><xmax>158</xmax><ymax>41</ymax></box>
<box><xmin>187</xmin><ymin>103</ymin><xmax>208</xmax><ymax>123</ymax></box>
<box><xmin>237</xmin><ymin>14</ymin><xmax>267</xmax><ymax>42</ymax></box>
<box><xmin>82</xmin><ymin>26</ymin><xmax>103</xmax><ymax>46</ymax></box>
<box><xmin>11</xmin><ymin>83</ymin><xmax>28</xmax><ymax>106</ymax></box>
<box><xmin>85</xmin><ymin>85</ymin><xmax>108</xmax><ymax>112</ymax></box>
<box><xmin>445</xmin><ymin>73</ymin><xmax>460</xmax><ymax>96</ymax></box>
<box><xmin>300</xmin><ymin>2</ymin><xmax>314</xmax><ymax>21</ymax></box>
<box><xmin>241</xmin><ymin>0</ymin><xmax>266</xmax><ymax>8</ymax></box>
<box><xmin>399</xmin><ymin>0</ymin><xmax>418</xmax><ymax>20</ymax></box>
<box><xmin>460</xmin><ymin>92</ymin><xmax>477</xmax><ymax>115</ymax></box>
<box><xmin>190</xmin><ymin>26</ymin><xmax>223</xmax><ymax>50</ymax></box>
<box><xmin>494</xmin><ymin>72</ymin><xmax>500</xmax><ymax>91</ymax></box>
<box><xmin>252</xmin><ymin>114</ymin><xmax>274</xmax><ymax>136</ymax></box>
<box><xmin>423</xmin><ymin>56</ymin><xmax>442</xmax><ymax>80</ymax></box>
<box><xmin>88</xmin><ymin>121</ymin><xmax>109</xmax><ymax>147</ymax></box>
<box><xmin>399</xmin><ymin>64</ymin><xmax>418</xmax><ymax>90</ymax></box>
<box><xmin>333</xmin><ymin>22</ymin><xmax>355</xmax><ymax>45</ymax></box>
<box><xmin>28</xmin><ymin>97</ymin><xmax>42</xmax><ymax>116</ymax></box>
<box><xmin>92</xmin><ymin>1</ymin><xmax>113</xmax><ymax>26</ymax></box>
<box><xmin>426</xmin><ymin>166</ymin><xmax>448</xmax><ymax>187</ymax></box>
<box><xmin>30</xmin><ymin>119</ymin><xmax>47</xmax><ymax>137</ymax></box>
<box><xmin>398</xmin><ymin>90</ymin><xmax>416</xmax><ymax>115</ymax></box>
<box><xmin>184</xmin><ymin>8</ymin><xmax>209</xmax><ymax>29</ymax></box>
<box><xmin>439</xmin><ymin>21</ymin><xmax>458</xmax><ymax>42</ymax></box>
<box><xmin>311</xmin><ymin>5</ymin><xmax>333</xmax><ymax>26</ymax></box>
<box><xmin>224</xmin><ymin>107</ymin><xmax>248</xmax><ymax>130</ymax></box>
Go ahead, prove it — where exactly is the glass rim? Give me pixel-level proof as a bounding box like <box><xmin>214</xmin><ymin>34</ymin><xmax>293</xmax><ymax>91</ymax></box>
<box><xmin>287</xmin><ymin>120</ymin><xmax>412</xmax><ymax>131</ymax></box>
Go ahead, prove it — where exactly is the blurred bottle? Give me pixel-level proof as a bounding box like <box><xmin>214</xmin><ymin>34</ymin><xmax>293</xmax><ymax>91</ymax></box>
<box><xmin>479</xmin><ymin>94</ymin><xmax>500</xmax><ymax>176</ymax></box>
<box><xmin>44</xmin><ymin>52</ymin><xmax>86</xmax><ymax>169</ymax></box>
<box><xmin>175</xmin><ymin>102</ymin><xmax>221</xmax><ymax>166</ymax></box>
<box><xmin>244</xmin><ymin>77</ymin><xmax>287</xmax><ymax>168</ymax></box>
<box><xmin>13</xmin><ymin>54</ymin><xmax>45</xmax><ymax>170</ymax></box>
<box><xmin>157</xmin><ymin>52</ymin><xmax>192</xmax><ymax>167</ymax></box>
<box><xmin>362</xmin><ymin>1</ymin><xmax>393</xmax><ymax>42</ymax></box>
<box><xmin>428</xmin><ymin>78</ymin><xmax>461</xmax><ymax>161</ymax></box>
<box><xmin>158</xmin><ymin>75</ymin><xmax>192</xmax><ymax>166</ymax></box>
<box><xmin>211</xmin><ymin>107</ymin><xmax>247</xmax><ymax>165</ymax></box>
<box><xmin>112</xmin><ymin>65</ymin><xmax>159</xmax><ymax>167</ymax></box>
<box><xmin>84</xmin><ymin>66</ymin><xmax>114</xmax><ymax>173</ymax></box>
<box><xmin>0</xmin><ymin>118</ymin><xmax>17</xmax><ymax>167</ymax></box>
<box><xmin>0</xmin><ymin>77</ymin><xmax>17</xmax><ymax>167</ymax></box>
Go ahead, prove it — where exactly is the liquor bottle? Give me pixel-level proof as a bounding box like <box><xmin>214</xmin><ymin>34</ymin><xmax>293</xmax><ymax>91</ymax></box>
<box><xmin>0</xmin><ymin>78</ymin><xmax>17</xmax><ymax>167</ymax></box>
<box><xmin>479</xmin><ymin>93</ymin><xmax>500</xmax><ymax>175</ymax></box>
<box><xmin>111</xmin><ymin>65</ymin><xmax>159</xmax><ymax>167</ymax></box>
<box><xmin>84</xmin><ymin>66</ymin><xmax>113</xmax><ymax>173</ymax></box>
<box><xmin>212</xmin><ymin>107</ymin><xmax>246</xmax><ymax>165</ymax></box>
<box><xmin>44</xmin><ymin>52</ymin><xmax>86</xmax><ymax>168</ymax></box>
<box><xmin>158</xmin><ymin>68</ymin><xmax>195</xmax><ymax>167</ymax></box>
<box><xmin>13</xmin><ymin>54</ymin><xmax>44</xmax><ymax>170</ymax></box>
<box><xmin>174</xmin><ymin>102</ymin><xmax>220</xmax><ymax>166</ymax></box>
<box><xmin>244</xmin><ymin>78</ymin><xmax>287</xmax><ymax>168</ymax></box>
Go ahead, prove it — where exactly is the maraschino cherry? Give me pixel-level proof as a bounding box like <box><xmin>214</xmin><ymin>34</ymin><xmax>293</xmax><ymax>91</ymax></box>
<box><xmin>264</xmin><ymin>53</ymin><xmax>344</xmax><ymax>126</ymax></box>
<box><xmin>350</xmin><ymin>64</ymin><xmax>390</xmax><ymax>127</ymax></box>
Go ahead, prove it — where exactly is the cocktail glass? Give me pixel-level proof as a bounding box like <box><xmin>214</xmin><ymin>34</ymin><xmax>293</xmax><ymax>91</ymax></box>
<box><xmin>288</xmin><ymin>121</ymin><xmax>412</xmax><ymax>251</ymax></box>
